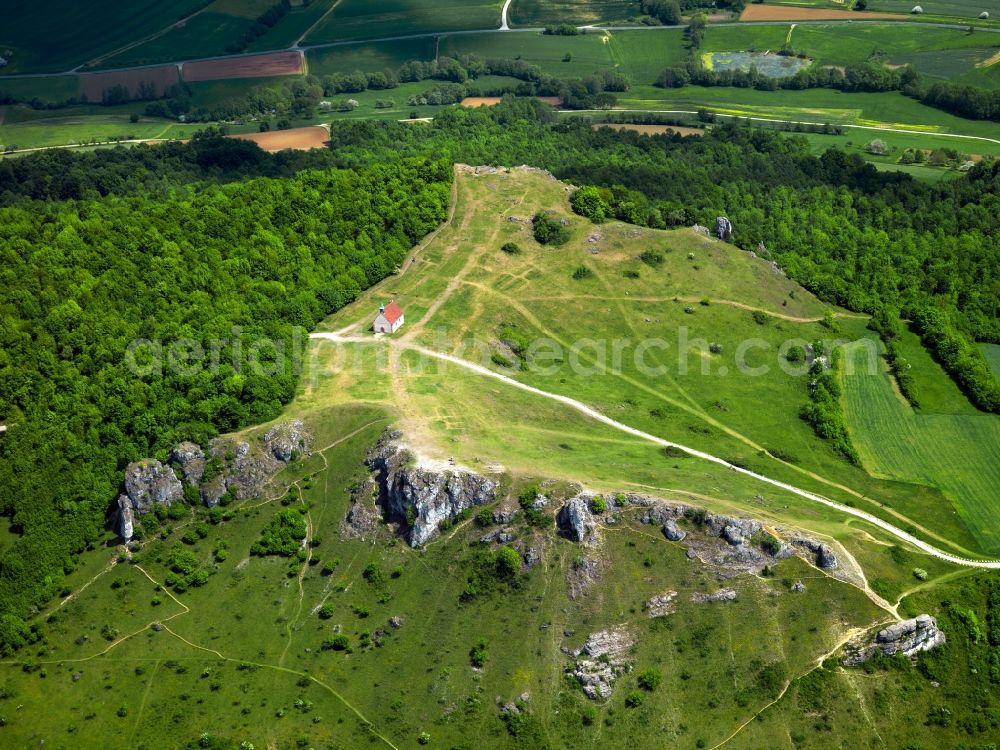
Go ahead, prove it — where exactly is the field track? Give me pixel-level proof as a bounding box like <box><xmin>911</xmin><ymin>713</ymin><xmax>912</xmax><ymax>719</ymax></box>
<box><xmin>79</xmin><ymin>66</ymin><xmax>179</xmax><ymax>101</ymax></box>
<box><xmin>740</xmin><ymin>6</ymin><xmax>906</xmax><ymax>21</ymax></box>
<box><xmin>181</xmin><ymin>50</ymin><xmax>304</xmax><ymax>82</ymax></box>
<box><xmin>231</xmin><ymin>126</ymin><xmax>329</xmax><ymax>151</ymax></box>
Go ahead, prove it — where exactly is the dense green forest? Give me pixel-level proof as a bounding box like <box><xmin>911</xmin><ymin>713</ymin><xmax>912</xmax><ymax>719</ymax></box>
<box><xmin>322</xmin><ymin>102</ymin><xmax>999</xmax><ymax>406</ymax></box>
<box><xmin>2</xmin><ymin>99</ymin><xmax>999</xmax><ymax>653</ymax></box>
<box><xmin>0</xmin><ymin>151</ymin><xmax>450</xmax><ymax>651</ymax></box>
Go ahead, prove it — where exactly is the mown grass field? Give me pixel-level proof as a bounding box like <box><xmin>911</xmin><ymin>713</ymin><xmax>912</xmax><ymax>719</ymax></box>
<box><xmin>302</xmin><ymin>0</ymin><xmax>505</xmax><ymax>44</ymax></box>
<box><xmin>0</xmin><ymin>0</ymin><xmax>208</xmax><ymax>73</ymax></box>
<box><xmin>509</xmin><ymin>0</ymin><xmax>643</xmax><ymax>25</ymax></box>
<box><xmin>307</xmin><ymin>38</ymin><xmax>438</xmax><ymax>77</ymax></box>
<box><xmin>841</xmin><ymin>339</ymin><xmax>1000</xmax><ymax>554</ymax></box>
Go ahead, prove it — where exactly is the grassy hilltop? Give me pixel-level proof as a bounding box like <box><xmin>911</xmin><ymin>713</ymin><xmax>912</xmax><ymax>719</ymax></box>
<box><xmin>2</xmin><ymin>164</ymin><xmax>999</xmax><ymax>748</ymax></box>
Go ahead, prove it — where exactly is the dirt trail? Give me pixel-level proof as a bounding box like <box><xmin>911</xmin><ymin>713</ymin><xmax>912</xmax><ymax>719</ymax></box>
<box><xmin>312</xmin><ymin>329</ymin><xmax>1000</xmax><ymax>570</ymax></box>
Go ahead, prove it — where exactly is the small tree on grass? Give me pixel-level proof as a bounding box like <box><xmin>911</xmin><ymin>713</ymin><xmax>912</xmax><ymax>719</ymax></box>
<box><xmin>532</xmin><ymin>212</ymin><xmax>570</xmax><ymax>245</ymax></box>
<box><xmin>865</xmin><ymin>139</ymin><xmax>889</xmax><ymax>155</ymax></box>
<box><xmin>637</xmin><ymin>668</ymin><xmax>663</xmax><ymax>691</ymax></box>
<box><xmin>469</xmin><ymin>639</ymin><xmax>489</xmax><ymax>668</ymax></box>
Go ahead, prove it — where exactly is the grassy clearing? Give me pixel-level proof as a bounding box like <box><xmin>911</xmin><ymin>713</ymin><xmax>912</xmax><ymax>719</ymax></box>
<box><xmin>841</xmin><ymin>339</ymin><xmax>1000</xmax><ymax>554</ymax></box>
<box><xmin>984</xmin><ymin>343</ymin><xmax>1000</xmax><ymax>380</ymax></box>
<box><xmin>302</xmin><ymin>0</ymin><xmax>505</xmax><ymax>44</ymax></box>
<box><xmin>0</xmin><ymin>76</ymin><xmax>80</xmax><ymax>104</ymax></box>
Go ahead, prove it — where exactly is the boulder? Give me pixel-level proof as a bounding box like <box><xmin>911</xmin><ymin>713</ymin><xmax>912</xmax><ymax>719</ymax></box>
<box><xmin>123</xmin><ymin>460</ymin><xmax>183</xmax><ymax>515</ymax></box>
<box><xmin>523</xmin><ymin>547</ymin><xmax>541</xmax><ymax>569</ymax></box>
<box><xmin>715</xmin><ymin>216</ymin><xmax>733</xmax><ymax>241</ymax></box>
<box><xmin>662</xmin><ymin>519</ymin><xmax>687</xmax><ymax>542</ymax></box>
<box><xmin>791</xmin><ymin>580</ymin><xmax>805</xmax><ymax>593</ymax></box>
<box><xmin>116</xmin><ymin>495</ymin><xmax>134</xmax><ymax>541</ymax></box>
<box><xmin>557</xmin><ymin>497</ymin><xmax>592</xmax><ymax>542</ymax></box>
<box><xmin>792</xmin><ymin>536</ymin><xmax>839</xmax><ymax>570</ymax></box>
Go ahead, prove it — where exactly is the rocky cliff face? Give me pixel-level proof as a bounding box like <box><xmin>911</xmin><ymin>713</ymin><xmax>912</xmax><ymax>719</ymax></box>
<box><xmin>844</xmin><ymin>615</ymin><xmax>946</xmax><ymax>665</ymax></box>
<box><xmin>363</xmin><ymin>432</ymin><xmax>498</xmax><ymax>547</ymax></box>
<box><xmin>115</xmin><ymin>420</ymin><xmax>312</xmax><ymax>540</ymax></box>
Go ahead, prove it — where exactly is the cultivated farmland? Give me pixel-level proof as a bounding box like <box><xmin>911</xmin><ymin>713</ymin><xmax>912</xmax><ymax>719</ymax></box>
<box><xmin>181</xmin><ymin>51</ymin><xmax>305</xmax><ymax>82</ymax></box>
<box><xmin>301</xmin><ymin>0</ymin><xmax>505</xmax><ymax>44</ymax></box>
<box><xmin>841</xmin><ymin>339</ymin><xmax>1000</xmax><ymax>554</ymax></box>
<box><xmin>0</xmin><ymin>0</ymin><xmax>207</xmax><ymax>73</ymax></box>
<box><xmin>740</xmin><ymin>5</ymin><xmax>905</xmax><ymax>21</ymax></box>
<box><xmin>509</xmin><ymin>0</ymin><xmax>643</xmax><ymax>25</ymax></box>
<box><xmin>79</xmin><ymin>66</ymin><xmax>180</xmax><ymax>102</ymax></box>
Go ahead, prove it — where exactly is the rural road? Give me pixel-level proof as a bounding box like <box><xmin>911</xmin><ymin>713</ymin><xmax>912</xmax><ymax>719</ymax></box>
<box><xmin>310</xmin><ymin>331</ymin><xmax>1000</xmax><ymax>570</ymax></box>
<box><xmin>575</xmin><ymin>108</ymin><xmax>1000</xmax><ymax>148</ymax></box>
<box><xmin>500</xmin><ymin>0</ymin><xmax>513</xmax><ymax>31</ymax></box>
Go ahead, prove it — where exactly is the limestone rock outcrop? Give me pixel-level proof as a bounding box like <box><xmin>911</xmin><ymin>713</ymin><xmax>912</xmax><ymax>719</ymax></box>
<box><xmin>557</xmin><ymin>496</ymin><xmax>593</xmax><ymax>542</ymax></box>
<box><xmin>844</xmin><ymin>615</ymin><xmax>945</xmax><ymax>665</ymax></box>
<box><xmin>124</xmin><ymin>460</ymin><xmax>183</xmax><ymax>514</ymax></box>
<box><xmin>115</xmin><ymin>420</ymin><xmax>313</xmax><ymax>538</ymax></box>
<box><xmin>264</xmin><ymin>419</ymin><xmax>312</xmax><ymax>462</ymax></box>
<box><xmin>570</xmin><ymin>627</ymin><xmax>634</xmax><ymax>700</ymax></box>
<box><xmin>116</xmin><ymin>495</ymin><xmax>134</xmax><ymax>541</ymax></box>
<box><xmin>364</xmin><ymin>432</ymin><xmax>497</xmax><ymax>547</ymax></box>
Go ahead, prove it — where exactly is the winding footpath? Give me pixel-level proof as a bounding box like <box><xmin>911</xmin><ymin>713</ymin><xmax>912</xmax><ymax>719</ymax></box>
<box><xmin>310</xmin><ymin>331</ymin><xmax>1000</xmax><ymax>570</ymax></box>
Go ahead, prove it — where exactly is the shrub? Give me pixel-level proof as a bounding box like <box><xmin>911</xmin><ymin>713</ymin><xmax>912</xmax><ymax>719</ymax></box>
<box><xmin>590</xmin><ymin>497</ymin><xmax>607</xmax><ymax>514</ymax></box>
<box><xmin>913</xmin><ymin>568</ymin><xmax>928</xmax><ymax>581</ymax></box>
<box><xmin>251</xmin><ymin>509</ymin><xmax>307</xmax><ymax>557</ymax></box>
<box><xmin>318</xmin><ymin>603</ymin><xmax>335</xmax><ymax>619</ymax></box>
<box><xmin>322</xmin><ymin>634</ymin><xmax>351</xmax><ymax>652</ymax></box>
<box><xmin>363</xmin><ymin>562</ymin><xmax>385</xmax><ymax>587</ymax></box>
<box><xmin>469</xmin><ymin>639</ymin><xmax>489</xmax><ymax>668</ymax></box>
<box><xmin>321</xmin><ymin>558</ymin><xmax>339</xmax><ymax>576</ymax></box>
<box><xmin>639</xmin><ymin>250</ymin><xmax>663</xmax><ymax>266</ymax></box>
<box><xmin>637</xmin><ymin>668</ymin><xmax>662</xmax><ymax>691</ymax></box>
<box><xmin>532</xmin><ymin>212</ymin><xmax>570</xmax><ymax>245</ymax></box>
<box><xmin>476</xmin><ymin>507</ymin><xmax>494</xmax><ymax>527</ymax></box>
<box><xmin>572</xmin><ymin>265</ymin><xmax>592</xmax><ymax>280</ymax></box>
<box><xmin>500</xmin><ymin>242</ymin><xmax>521</xmax><ymax>254</ymax></box>
<box><xmin>624</xmin><ymin>690</ymin><xmax>645</xmax><ymax>707</ymax></box>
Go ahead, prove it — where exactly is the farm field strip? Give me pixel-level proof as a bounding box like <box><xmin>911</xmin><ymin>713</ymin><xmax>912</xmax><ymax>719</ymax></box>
<box><xmin>841</xmin><ymin>340</ymin><xmax>1000</xmax><ymax>555</ymax></box>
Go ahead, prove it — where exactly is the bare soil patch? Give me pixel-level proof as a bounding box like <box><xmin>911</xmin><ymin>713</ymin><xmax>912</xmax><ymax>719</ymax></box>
<box><xmin>231</xmin><ymin>126</ymin><xmax>328</xmax><ymax>152</ymax></box>
<box><xmin>594</xmin><ymin>123</ymin><xmax>705</xmax><ymax>136</ymax></box>
<box><xmin>740</xmin><ymin>5</ymin><xmax>904</xmax><ymax>20</ymax></box>
<box><xmin>182</xmin><ymin>50</ymin><xmax>304</xmax><ymax>82</ymax></box>
<box><xmin>80</xmin><ymin>66</ymin><xmax>179</xmax><ymax>101</ymax></box>
<box><xmin>461</xmin><ymin>96</ymin><xmax>563</xmax><ymax>107</ymax></box>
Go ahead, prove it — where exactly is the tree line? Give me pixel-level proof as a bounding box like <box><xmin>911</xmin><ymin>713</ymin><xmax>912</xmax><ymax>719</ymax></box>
<box><xmin>0</xmin><ymin>149</ymin><xmax>450</xmax><ymax>654</ymax></box>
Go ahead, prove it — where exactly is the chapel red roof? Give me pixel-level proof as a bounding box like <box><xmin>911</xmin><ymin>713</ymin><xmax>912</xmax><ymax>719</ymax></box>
<box><xmin>381</xmin><ymin>302</ymin><xmax>403</xmax><ymax>324</ymax></box>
